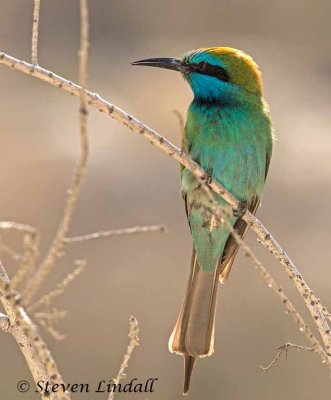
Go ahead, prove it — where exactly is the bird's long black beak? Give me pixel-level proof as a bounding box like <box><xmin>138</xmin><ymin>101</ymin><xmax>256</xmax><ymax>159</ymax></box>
<box><xmin>131</xmin><ymin>57</ymin><xmax>187</xmax><ymax>73</ymax></box>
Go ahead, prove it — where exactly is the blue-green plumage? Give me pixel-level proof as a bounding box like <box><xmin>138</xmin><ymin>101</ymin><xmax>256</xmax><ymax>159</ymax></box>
<box><xmin>182</xmin><ymin>95</ymin><xmax>272</xmax><ymax>272</ymax></box>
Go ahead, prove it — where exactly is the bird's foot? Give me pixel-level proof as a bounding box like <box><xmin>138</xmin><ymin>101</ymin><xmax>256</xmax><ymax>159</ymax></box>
<box><xmin>202</xmin><ymin>172</ymin><xmax>212</xmax><ymax>185</ymax></box>
<box><xmin>233</xmin><ymin>200</ymin><xmax>248</xmax><ymax>218</ymax></box>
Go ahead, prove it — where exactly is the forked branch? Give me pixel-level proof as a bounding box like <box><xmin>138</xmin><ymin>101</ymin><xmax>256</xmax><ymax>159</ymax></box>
<box><xmin>260</xmin><ymin>343</ymin><xmax>314</xmax><ymax>374</ymax></box>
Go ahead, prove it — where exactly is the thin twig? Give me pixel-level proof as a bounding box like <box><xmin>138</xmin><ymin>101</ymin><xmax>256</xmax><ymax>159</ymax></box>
<box><xmin>34</xmin><ymin>309</ymin><xmax>68</xmax><ymax>321</ymax></box>
<box><xmin>28</xmin><ymin>260</ymin><xmax>86</xmax><ymax>312</ymax></box>
<box><xmin>260</xmin><ymin>343</ymin><xmax>314</xmax><ymax>374</ymax></box>
<box><xmin>0</xmin><ymin>237</ymin><xmax>22</xmax><ymax>261</ymax></box>
<box><xmin>31</xmin><ymin>0</ymin><xmax>41</xmax><ymax>64</ymax></box>
<box><xmin>172</xmin><ymin>109</ymin><xmax>185</xmax><ymax>135</ymax></box>
<box><xmin>37</xmin><ymin>316</ymin><xmax>66</xmax><ymax>341</ymax></box>
<box><xmin>0</xmin><ymin>51</ymin><xmax>330</xmax><ymax>361</ymax></box>
<box><xmin>108</xmin><ymin>316</ymin><xmax>140</xmax><ymax>400</ymax></box>
<box><xmin>64</xmin><ymin>224</ymin><xmax>166</xmax><ymax>243</ymax></box>
<box><xmin>33</xmin><ymin>308</ymin><xmax>68</xmax><ymax>340</ymax></box>
<box><xmin>0</xmin><ymin>221</ymin><xmax>40</xmax><ymax>289</ymax></box>
<box><xmin>23</xmin><ymin>2</ymin><xmax>90</xmax><ymax>304</ymax></box>
<box><xmin>254</xmin><ymin>262</ymin><xmax>328</xmax><ymax>363</ymax></box>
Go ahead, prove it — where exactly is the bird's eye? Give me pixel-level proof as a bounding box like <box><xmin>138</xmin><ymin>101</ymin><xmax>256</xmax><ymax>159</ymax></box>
<box><xmin>197</xmin><ymin>61</ymin><xmax>207</xmax><ymax>71</ymax></box>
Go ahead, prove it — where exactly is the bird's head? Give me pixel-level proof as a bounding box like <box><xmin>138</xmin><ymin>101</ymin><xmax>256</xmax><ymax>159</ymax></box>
<box><xmin>132</xmin><ymin>47</ymin><xmax>263</xmax><ymax>103</ymax></box>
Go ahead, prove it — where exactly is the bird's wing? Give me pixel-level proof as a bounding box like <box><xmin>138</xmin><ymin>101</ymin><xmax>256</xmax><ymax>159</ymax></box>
<box><xmin>218</xmin><ymin>196</ymin><xmax>259</xmax><ymax>283</ymax></box>
<box><xmin>219</xmin><ymin>149</ymin><xmax>272</xmax><ymax>283</ymax></box>
<box><xmin>182</xmin><ymin>192</ymin><xmax>191</xmax><ymax>231</ymax></box>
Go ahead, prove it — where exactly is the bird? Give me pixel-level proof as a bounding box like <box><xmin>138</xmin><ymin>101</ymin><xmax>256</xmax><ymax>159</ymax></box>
<box><xmin>132</xmin><ymin>47</ymin><xmax>273</xmax><ymax>394</ymax></box>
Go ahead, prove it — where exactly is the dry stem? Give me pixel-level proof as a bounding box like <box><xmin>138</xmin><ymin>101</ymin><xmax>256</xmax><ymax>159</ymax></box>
<box><xmin>173</xmin><ymin>109</ymin><xmax>185</xmax><ymax>135</ymax></box>
<box><xmin>64</xmin><ymin>224</ymin><xmax>166</xmax><ymax>243</ymax></box>
<box><xmin>31</xmin><ymin>0</ymin><xmax>41</xmax><ymax>64</ymax></box>
<box><xmin>108</xmin><ymin>316</ymin><xmax>140</xmax><ymax>400</ymax></box>
<box><xmin>0</xmin><ymin>237</ymin><xmax>22</xmax><ymax>261</ymax></box>
<box><xmin>260</xmin><ymin>343</ymin><xmax>314</xmax><ymax>374</ymax></box>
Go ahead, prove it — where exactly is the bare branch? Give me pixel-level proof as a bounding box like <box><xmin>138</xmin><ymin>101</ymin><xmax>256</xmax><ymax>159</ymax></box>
<box><xmin>28</xmin><ymin>260</ymin><xmax>86</xmax><ymax>312</ymax></box>
<box><xmin>31</xmin><ymin>0</ymin><xmax>41</xmax><ymax>64</ymax></box>
<box><xmin>108</xmin><ymin>316</ymin><xmax>140</xmax><ymax>400</ymax></box>
<box><xmin>260</xmin><ymin>343</ymin><xmax>314</xmax><ymax>374</ymax></box>
<box><xmin>64</xmin><ymin>224</ymin><xmax>166</xmax><ymax>244</ymax></box>
<box><xmin>0</xmin><ymin>261</ymin><xmax>69</xmax><ymax>400</ymax></box>
<box><xmin>0</xmin><ymin>51</ymin><xmax>330</xmax><ymax>362</ymax></box>
<box><xmin>23</xmin><ymin>2</ymin><xmax>90</xmax><ymax>304</ymax></box>
<box><xmin>33</xmin><ymin>308</ymin><xmax>68</xmax><ymax>340</ymax></box>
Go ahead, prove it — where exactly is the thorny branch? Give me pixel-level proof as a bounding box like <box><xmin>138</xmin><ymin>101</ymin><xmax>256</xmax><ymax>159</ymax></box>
<box><xmin>0</xmin><ymin>51</ymin><xmax>329</xmax><ymax>362</ymax></box>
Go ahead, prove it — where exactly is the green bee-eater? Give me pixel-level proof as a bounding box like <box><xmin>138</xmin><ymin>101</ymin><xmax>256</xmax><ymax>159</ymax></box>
<box><xmin>132</xmin><ymin>47</ymin><xmax>273</xmax><ymax>394</ymax></box>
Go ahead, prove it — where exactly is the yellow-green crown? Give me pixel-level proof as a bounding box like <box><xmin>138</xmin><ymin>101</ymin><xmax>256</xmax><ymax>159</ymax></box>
<box><xmin>187</xmin><ymin>47</ymin><xmax>263</xmax><ymax>95</ymax></box>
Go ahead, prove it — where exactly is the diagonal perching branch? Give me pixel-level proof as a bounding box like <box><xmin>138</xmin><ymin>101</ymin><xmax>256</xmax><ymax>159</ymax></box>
<box><xmin>197</xmin><ymin>177</ymin><xmax>330</xmax><ymax>367</ymax></box>
<box><xmin>0</xmin><ymin>51</ymin><xmax>330</xmax><ymax>362</ymax></box>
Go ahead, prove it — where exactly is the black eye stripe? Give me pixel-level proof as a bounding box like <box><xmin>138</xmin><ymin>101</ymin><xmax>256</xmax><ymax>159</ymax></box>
<box><xmin>184</xmin><ymin>61</ymin><xmax>229</xmax><ymax>82</ymax></box>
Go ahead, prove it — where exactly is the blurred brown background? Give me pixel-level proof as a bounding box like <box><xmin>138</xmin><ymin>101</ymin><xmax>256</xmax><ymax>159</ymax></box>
<box><xmin>1</xmin><ymin>0</ymin><xmax>331</xmax><ymax>399</ymax></box>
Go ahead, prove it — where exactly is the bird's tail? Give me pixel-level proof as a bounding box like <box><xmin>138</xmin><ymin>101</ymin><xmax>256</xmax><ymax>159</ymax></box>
<box><xmin>168</xmin><ymin>250</ymin><xmax>220</xmax><ymax>395</ymax></box>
